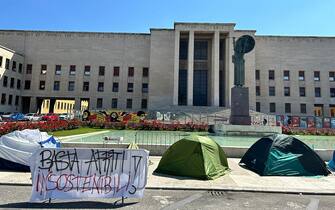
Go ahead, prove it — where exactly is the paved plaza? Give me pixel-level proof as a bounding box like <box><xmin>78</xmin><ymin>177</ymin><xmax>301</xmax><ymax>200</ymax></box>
<box><xmin>1</xmin><ymin>157</ymin><xmax>335</xmax><ymax>195</ymax></box>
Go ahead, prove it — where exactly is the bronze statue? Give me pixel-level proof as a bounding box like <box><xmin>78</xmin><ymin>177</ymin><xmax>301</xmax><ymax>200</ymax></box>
<box><xmin>233</xmin><ymin>35</ymin><xmax>255</xmax><ymax>86</ymax></box>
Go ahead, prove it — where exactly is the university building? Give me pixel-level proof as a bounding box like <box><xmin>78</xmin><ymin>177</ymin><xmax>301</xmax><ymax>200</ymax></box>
<box><xmin>0</xmin><ymin>22</ymin><xmax>335</xmax><ymax>117</ymax></box>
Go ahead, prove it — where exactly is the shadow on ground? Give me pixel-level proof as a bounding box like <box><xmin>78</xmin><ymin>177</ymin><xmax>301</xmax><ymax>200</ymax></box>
<box><xmin>0</xmin><ymin>200</ymin><xmax>138</xmax><ymax>209</ymax></box>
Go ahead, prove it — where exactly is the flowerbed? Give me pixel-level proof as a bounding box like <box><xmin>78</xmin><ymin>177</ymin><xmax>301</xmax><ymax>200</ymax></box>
<box><xmin>83</xmin><ymin>120</ymin><xmax>208</xmax><ymax>132</ymax></box>
<box><xmin>282</xmin><ymin>126</ymin><xmax>335</xmax><ymax>136</ymax></box>
<box><xmin>0</xmin><ymin>119</ymin><xmax>81</xmax><ymax>137</ymax></box>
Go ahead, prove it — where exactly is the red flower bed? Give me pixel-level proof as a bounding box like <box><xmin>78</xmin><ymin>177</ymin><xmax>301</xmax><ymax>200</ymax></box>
<box><xmin>0</xmin><ymin>119</ymin><xmax>81</xmax><ymax>137</ymax></box>
<box><xmin>282</xmin><ymin>126</ymin><xmax>335</xmax><ymax>136</ymax></box>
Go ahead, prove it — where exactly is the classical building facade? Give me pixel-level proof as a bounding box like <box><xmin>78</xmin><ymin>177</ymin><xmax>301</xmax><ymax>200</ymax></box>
<box><xmin>0</xmin><ymin>22</ymin><xmax>335</xmax><ymax>117</ymax></box>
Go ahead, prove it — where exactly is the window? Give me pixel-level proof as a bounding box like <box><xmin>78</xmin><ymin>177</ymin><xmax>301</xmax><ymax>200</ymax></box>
<box><xmin>3</xmin><ymin>76</ymin><xmax>8</xmax><ymax>87</ymax></box>
<box><xmin>143</xmin><ymin>67</ymin><xmax>149</xmax><ymax>77</ymax></box>
<box><xmin>84</xmin><ymin>65</ymin><xmax>90</xmax><ymax>76</ymax></box>
<box><xmin>269</xmin><ymin>70</ymin><xmax>275</xmax><ymax>80</ymax></box>
<box><xmin>314</xmin><ymin>71</ymin><xmax>320</xmax><ymax>81</ymax></box>
<box><xmin>0</xmin><ymin>56</ymin><xmax>2</xmax><ymax>67</ymax></box>
<box><xmin>179</xmin><ymin>39</ymin><xmax>188</xmax><ymax>60</ymax></box>
<box><xmin>15</xmin><ymin>96</ymin><xmax>19</xmax><ymax>106</ymax></box>
<box><xmin>269</xmin><ymin>86</ymin><xmax>275</xmax><ymax>96</ymax></box>
<box><xmin>126</xmin><ymin>99</ymin><xmax>132</xmax><ymax>109</ymax></box>
<box><xmin>97</xmin><ymin>98</ymin><xmax>103</xmax><ymax>109</ymax></box>
<box><xmin>283</xmin><ymin>70</ymin><xmax>290</xmax><ymax>81</ymax></box>
<box><xmin>315</xmin><ymin>87</ymin><xmax>321</xmax><ymax>97</ymax></box>
<box><xmin>17</xmin><ymin>79</ymin><xmax>21</xmax><ymax>90</ymax></box>
<box><xmin>1</xmin><ymin>94</ymin><xmax>6</xmax><ymax>104</ymax></box>
<box><xmin>285</xmin><ymin>103</ymin><xmax>291</xmax><ymax>113</ymax></box>
<box><xmin>18</xmin><ymin>63</ymin><xmax>22</xmax><ymax>73</ymax></box>
<box><xmin>299</xmin><ymin>87</ymin><xmax>306</xmax><ymax>97</ymax></box>
<box><xmin>256</xmin><ymin>102</ymin><xmax>261</xmax><ymax>112</ymax></box>
<box><xmin>39</xmin><ymin>81</ymin><xmax>45</xmax><ymax>90</ymax></box>
<box><xmin>270</xmin><ymin>103</ymin><xmax>276</xmax><ymax>113</ymax></box>
<box><xmin>68</xmin><ymin>81</ymin><xmax>75</xmax><ymax>91</ymax></box>
<box><xmin>5</xmin><ymin>58</ymin><xmax>9</xmax><ymax>69</ymax></box>
<box><xmin>113</xmin><ymin>66</ymin><xmax>120</xmax><ymax>76</ymax></box>
<box><xmin>256</xmin><ymin>86</ymin><xmax>260</xmax><ymax>96</ymax></box>
<box><xmin>99</xmin><ymin>66</ymin><xmax>105</xmax><ymax>76</ymax></box>
<box><xmin>97</xmin><ymin>82</ymin><xmax>104</xmax><ymax>92</ymax></box>
<box><xmin>83</xmin><ymin>82</ymin><xmax>89</xmax><ymax>91</ymax></box>
<box><xmin>112</xmin><ymin>83</ymin><xmax>119</xmax><ymax>92</ymax></box>
<box><xmin>55</xmin><ymin>65</ymin><xmax>61</xmax><ymax>75</ymax></box>
<box><xmin>24</xmin><ymin>80</ymin><xmax>31</xmax><ymax>90</ymax></box>
<box><xmin>128</xmin><ymin>67</ymin><xmax>134</xmax><ymax>77</ymax></box>
<box><xmin>329</xmin><ymin>72</ymin><xmax>335</xmax><ymax>81</ymax></box>
<box><xmin>12</xmin><ymin>61</ymin><xmax>16</xmax><ymax>71</ymax></box>
<box><xmin>141</xmin><ymin>99</ymin><xmax>147</xmax><ymax>109</ymax></box>
<box><xmin>255</xmin><ymin>70</ymin><xmax>260</xmax><ymax>80</ymax></box>
<box><xmin>142</xmin><ymin>83</ymin><xmax>148</xmax><ymax>93</ymax></box>
<box><xmin>331</xmin><ymin>88</ymin><xmax>335</xmax><ymax>97</ymax></box>
<box><xmin>69</xmin><ymin>65</ymin><xmax>76</xmax><ymax>75</ymax></box>
<box><xmin>10</xmin><ymin>78</ymin><xmax>14</xmax><ymax>88</ymax></box>
<box><xmin>127</xmin><ymin>83</ymin><xmax>134</xmax><ymax>92</ymax></box>
<box><xmin>284</xmin><ymin>87</ymin><xmax>290</xmax><ymax>96</ymax></box>
<box><xmin>111</xmin><ymin>98</ymin><xmax>118</xmax><ymax>108</ymax></box>
<box><xmin>194</xmin><ymin>40</ymin><xmax>208</xmax><ymax>60</ymax></box>
<box><xmin>8</xmin><ymin>95</ymin><xmax>12</xmax><ymax>105</ymax></box>
<box><xmin>299</xmin><ymin>71</ymin><xmax>305</xmax><ymax>81</ymax></box>
<box><xmin>26</xmin><ymin>64</ymin><xmax>32</xmax><ymax>74</ymax></box>
<box><xmin>53</xmin><ymin>81</ymin><xmax>60</xmax><ymax>91</ymax></box>
<box><xmin>300</xmin><ymin>104</ymin><xmax>307</xmax><ymax>114</ymax></box>
<box><xmin>41</xmin><ymin>65</ymin><xmax>47</xmax><ymax>75</ymax></box>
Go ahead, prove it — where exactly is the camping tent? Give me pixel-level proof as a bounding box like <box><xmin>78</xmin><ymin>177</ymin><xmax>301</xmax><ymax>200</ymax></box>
<box><xmin>328</xmin><ymin>151</ymin><xmax>335</xmax><ymax>171</ymax></box>
<box><xmin>0</xmin><ymin>129</ymin><xmax>61</xmax><ymax>172</ymax></box>
<box><xmin>154</xmin><ymin>135</ymin><xmax>229</xmax><ymax>180</ymax></box>
<box><xmin>239</xmin><ymin>134</ymin><xmax>330</xmax><ymax>176</ymax></box>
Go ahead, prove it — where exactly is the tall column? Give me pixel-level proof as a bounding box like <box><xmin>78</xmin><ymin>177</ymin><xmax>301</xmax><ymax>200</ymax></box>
<box><xmin>173</xmin><ymin>30</ymin><xmax>180</xmax><ymax>105</ymax></box>
<box><xmin>211</xmin><ymin>31</ymin><xmax>220</xmax><ymax>106</ymax></box>
<box><xmin>187</xmin><ymin>30</ymin><xmax>194</xmax><ymax>106</ymax></box>
<box><xmin>225</xmin><ymin>34</ymin><xmax>234</xmax><ymax>107</ymax></box>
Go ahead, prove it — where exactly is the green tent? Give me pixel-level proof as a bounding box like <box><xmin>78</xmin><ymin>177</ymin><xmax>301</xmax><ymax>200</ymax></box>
<box><xmin>154</xmin><ymin>135</ymin><xmax>229</xmax><ymax>180</ymax></box>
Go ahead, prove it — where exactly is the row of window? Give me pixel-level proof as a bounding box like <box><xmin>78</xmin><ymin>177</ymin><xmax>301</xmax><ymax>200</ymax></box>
<box><xmin>31</xmin><ymin>80</ymin><xmax>149</xmax><ymax>93</ymax></box>
<box><xmin>0</xmin><ymin>56</ymin><xmax>23</xmax><ymax>73</ymax></box>
<box><xmin>256</xmin><ymin>70</ymin><xmax>335</xmax><ymax>81</ymax></box>
<box><xmin>2</xmin><ymin>76</ymin><xmax>21</xmax><ymax>89</ymax></box>
<box><xmin>26</xmin><ymin>64</ymin><xmax>149</xmax><ymax>77</ymax></box>
<box><xmin>0</xmin><ymin>94</ymin><xmax>20</xmax><ymax>106</ymax></box>
<box><xmin>256</xmin><ymin>86</ymin><xmax>335</xmax><ymax>97</ymax></box>
<box><xmin>256</xmin><ymin>102</ymin><xmax>307</xmax><ymax>114</ymax></box>
<box><xmin>96</xmin><ymin>98</ymin><xmax>147</xmax><ymax>109</ymax></box>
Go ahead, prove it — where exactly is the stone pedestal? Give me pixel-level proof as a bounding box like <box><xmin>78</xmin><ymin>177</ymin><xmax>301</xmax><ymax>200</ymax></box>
<box><xmin>230</xmin><ymin>87</ymin><xmax>251</xmax><ymax>125</ymax></box>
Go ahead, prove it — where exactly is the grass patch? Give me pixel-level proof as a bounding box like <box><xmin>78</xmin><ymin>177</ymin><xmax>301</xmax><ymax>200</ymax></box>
<box><xmin>49</xmin><ymin>127</ymin><xmax>107</xmax><ymax>137</ymax></box>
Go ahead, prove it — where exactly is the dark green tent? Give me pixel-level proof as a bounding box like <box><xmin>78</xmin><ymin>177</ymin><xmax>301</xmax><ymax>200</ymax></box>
<box><xmin>154</xmin><ymin>135</ymin><xmax>229</xmax><ymax>180</ymax></box>
<box><xmin>239</xmin><ymin>134</ymin><xmax>330</xmax><ymax>176</ymax></box>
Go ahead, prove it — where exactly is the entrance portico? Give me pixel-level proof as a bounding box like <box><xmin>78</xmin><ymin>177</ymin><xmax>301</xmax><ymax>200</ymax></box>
<box><xmin>172</xmin><ymin>23</ymin><xmax>236</xmax><ymax>108</ymax></box>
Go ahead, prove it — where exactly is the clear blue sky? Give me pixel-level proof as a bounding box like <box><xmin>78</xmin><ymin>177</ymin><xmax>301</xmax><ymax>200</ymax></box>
<box><xmin>1</xmin><ymin>0</ymin><xmax>334</xmax><ymax>36</ymax></box>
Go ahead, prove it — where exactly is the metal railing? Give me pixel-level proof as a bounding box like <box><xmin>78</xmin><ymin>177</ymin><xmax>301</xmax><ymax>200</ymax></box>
<box><xmin>134</xmin><ymin>130</ymin><xmax>190</xmax><ymax>146</ymax></box>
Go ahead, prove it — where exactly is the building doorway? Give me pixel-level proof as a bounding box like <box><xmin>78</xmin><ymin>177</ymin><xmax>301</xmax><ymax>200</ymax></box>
<box><xmin>314</xmin><ymin>104</ymin><xmax>324</xmax><ymax>116</ymax></box>
<box><xmin>193</xmin><ymin>70</ymin><xmax>208</xmax><ymax>106</ymax></box>
<box><xmin>21</xmin><ymin>97</ymin><xmax>31</xmax><ymax>113</ymax></box>
<box><xmin>330</xmin><ymin>105</ymin><xmax>335</xmax><ymax>117</ymax></box>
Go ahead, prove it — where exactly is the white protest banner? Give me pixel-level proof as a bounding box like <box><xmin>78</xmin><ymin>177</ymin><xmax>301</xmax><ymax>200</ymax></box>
<box><xmin>29</xmin><ymin>148</ymin><xmax>149</xmax><ymax>202</ymax></box>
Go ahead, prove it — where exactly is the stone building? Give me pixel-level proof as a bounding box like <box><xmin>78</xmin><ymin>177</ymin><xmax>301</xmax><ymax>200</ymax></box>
<box><xmin>0</xmin><ymin>22</ymin><xmax>335</xmax><ymax>117</ymax></box>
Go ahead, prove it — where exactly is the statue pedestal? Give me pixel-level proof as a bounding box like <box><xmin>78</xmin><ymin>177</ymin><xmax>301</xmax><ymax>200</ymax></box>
<box><xmin>230</xmin><ymin>87</ymin><xmax>251</xmax><ymax>125</ymax></box>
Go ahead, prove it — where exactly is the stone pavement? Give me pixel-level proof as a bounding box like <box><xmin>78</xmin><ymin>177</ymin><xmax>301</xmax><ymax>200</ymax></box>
<box><xmin>1</xmin><ymin>157</ymin><xmax>335</xmax><ymax>194</ymax></box>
